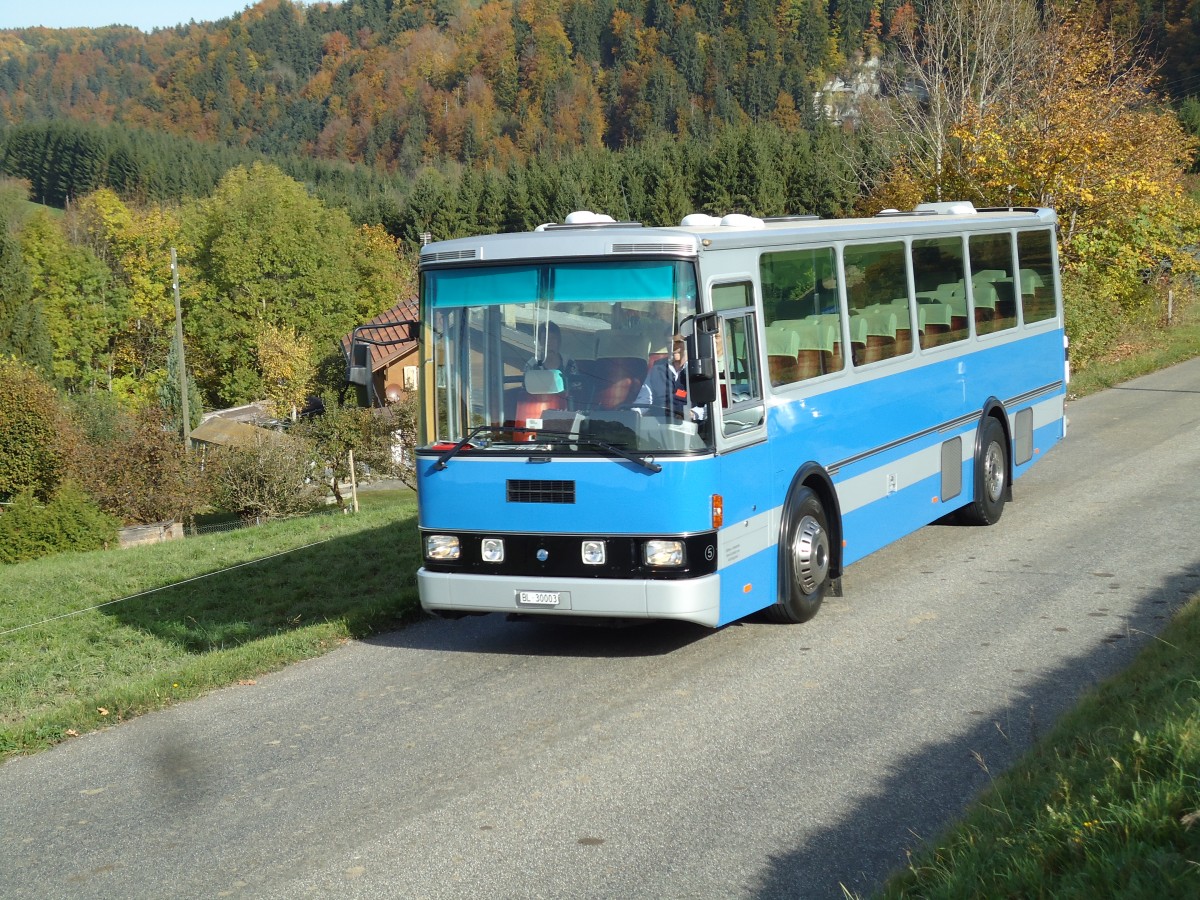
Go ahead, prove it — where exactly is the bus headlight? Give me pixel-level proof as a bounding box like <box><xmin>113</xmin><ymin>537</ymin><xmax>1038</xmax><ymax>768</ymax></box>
<box><xmin>581</xmin><ymin>540</ymin><xmax>606</xmax><ymax>565</ymax></box>
<box><xmin>644</xmin><ymin>540</ymin><xmax>684</xmax><ymax>567</ymax></box>
<box><xmin>425</xmin><ymin>534</ymin><xmax>461</xmax><ymax>560</ymax></box>
<box><xmin>481</xmin><ymin>538</ymin><xmax>505</xmax><ymax>563</ymax></box>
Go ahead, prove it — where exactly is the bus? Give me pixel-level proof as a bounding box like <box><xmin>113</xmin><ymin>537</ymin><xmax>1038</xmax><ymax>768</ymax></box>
<box><xmin>414</xmin><ymin>202</ymin><xmax>1067</xmax><ymax>627</ymax></box>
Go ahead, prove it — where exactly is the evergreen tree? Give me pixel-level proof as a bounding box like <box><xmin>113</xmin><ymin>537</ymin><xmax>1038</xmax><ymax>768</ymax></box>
<box><xmin>0</xmin><ymin>229</ymin><xmax>52</xmax><ymax>374</ymax></box>
<box><xmin>157</xmin><ymin>338</ymin><xmax>204</xmax><ymax>437</ymax></box>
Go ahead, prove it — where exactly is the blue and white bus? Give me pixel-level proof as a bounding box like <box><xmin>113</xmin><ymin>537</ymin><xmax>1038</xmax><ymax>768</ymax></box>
<box><xmin>415</xmin><ymin>203</ymin><xmax>1067</xmax><ymax>627</ymax></box>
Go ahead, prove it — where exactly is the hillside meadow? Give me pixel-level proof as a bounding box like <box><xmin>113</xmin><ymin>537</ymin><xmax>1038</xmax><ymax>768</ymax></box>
<box><xmin>1</xmin><ymin>489</ymin><xmax>420</xmax><ymax>758</ymax></box>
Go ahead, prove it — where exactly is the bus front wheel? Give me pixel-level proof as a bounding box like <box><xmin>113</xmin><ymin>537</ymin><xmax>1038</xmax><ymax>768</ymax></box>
<box><xmin>768</xmin><ymin>487</ymin><xmax>830</xmax><ymax>624</ymax></box>
<box><xmin>960</xmin><ymin>417</ymin><xmax>1008</xmax><ymax>526</ymax></box>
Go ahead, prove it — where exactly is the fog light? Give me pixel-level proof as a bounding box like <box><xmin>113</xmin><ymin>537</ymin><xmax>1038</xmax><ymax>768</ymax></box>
<box><xmin>582</xmin><ymin>540</ymin><xmax>606</xmax><ymax>565</ymax></box>
<box><xmin>481</xmin><ymin>538</ymin><xmax>505</xmax><ymax>563</ymax></box>
<box><xmin>425</xmin><ymin>534</ymin><xmax>461</xmax><ymax>560</ymax></box>
<box><xmin>644</xmin><ymin>540</ymin><xmax>684</xmax><ymax>567</ymax></box>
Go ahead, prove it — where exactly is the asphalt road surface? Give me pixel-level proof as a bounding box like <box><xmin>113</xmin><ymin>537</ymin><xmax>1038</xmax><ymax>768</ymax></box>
<box><xmin>3</xmin><ymin>358</ymin><xmax>1199</xmax><ymax>899</ymax></box>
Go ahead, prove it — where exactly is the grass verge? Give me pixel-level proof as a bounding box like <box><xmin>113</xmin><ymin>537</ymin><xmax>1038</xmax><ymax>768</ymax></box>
<box><xmin>1068</xmin><ymin>297</ymin><xmax>1200</xmax><ymax>398</ymax></box>
<box><xmin>0</xmin><ymin>490</ymin><xmax>421</xmax><ymax>760</ymax></box>
<box><xmin>876</xmin><ymin>303</ymin><xmax>1200</xmax><ymax>895</ymax></box>
<box><xmin>878</xmin><ymin>593</ymin><xmax>1200</xmax><ymax>898</ymax></box>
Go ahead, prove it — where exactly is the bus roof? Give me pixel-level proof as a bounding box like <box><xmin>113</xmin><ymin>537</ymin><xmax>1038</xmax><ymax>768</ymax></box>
<box><xmin>418</xmin><ymin>204</ymin><xmax>1058</xmax><ymax>267</ymax></box>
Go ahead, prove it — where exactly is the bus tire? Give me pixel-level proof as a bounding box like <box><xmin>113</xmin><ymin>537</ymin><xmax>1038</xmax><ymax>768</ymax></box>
<box><xmin>960</xmin><ymin>417</ymin><xmax>1007</xmax><ymax>526</ymax></box>
<box><xmin>767</xmin><ymin>487</ymin><xmax>830</xmax><ymax>624</ymax></box>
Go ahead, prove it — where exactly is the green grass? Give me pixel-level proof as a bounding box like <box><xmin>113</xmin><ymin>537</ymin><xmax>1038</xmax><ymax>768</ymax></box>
<box><xmin>878</xmin><ymin>594</ymin><xmax>1200</xmax><ymax>898</ymax></box>
<box><xmin>0</xmin><ymin>490</ymin><xmax>421</xmax><ymax>759</ymax></box>
<box><xmin>1068</xmin><ymin>295</ymin><xmax>1200</xmax><ymax>398</ymax></box>
<box><xmin>874</xmin><ymin>301</ymin><xmax>1200</xmax><ymax>896</ymax></box>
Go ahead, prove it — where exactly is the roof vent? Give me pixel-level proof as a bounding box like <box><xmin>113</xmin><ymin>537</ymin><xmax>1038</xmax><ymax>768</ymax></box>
<box><xmin>914</xmin><ymin>201</ymin><xmax>977</xmax><ymax>215</ymax></box>
<box><xmin>680</xmin><ymin>213</ymin><xmax>722</xmax><ymax>227</ymax></box>
<box><xmin>423</xmin><ymin>247</ymin><xmax>479</xmax><ymax>262</ymax></box>
<box><xmin>720</xmin><ymin>213</ymin><xmax>765</xmax><ymax>228</ymax></box>
<box><xmin>564</xmin><ymin>210</ymin><xmax>615</xmax><ymax>225</ymax></box>
<box><xmin>536</xmin><ymin>211</ymin><xmax>637</xmax><ymax>231</ymax></box>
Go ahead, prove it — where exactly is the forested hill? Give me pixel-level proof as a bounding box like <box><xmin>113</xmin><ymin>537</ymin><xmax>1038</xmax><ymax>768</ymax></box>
<box><xmin>2</xmin><ymin>0</ymin><xmax>1196</xmax><ymax>185</ymax></box>
<box><xmin>0</xmin><ymin>0</ymin><xmax>871</xmax><ymax>174</ymax></box>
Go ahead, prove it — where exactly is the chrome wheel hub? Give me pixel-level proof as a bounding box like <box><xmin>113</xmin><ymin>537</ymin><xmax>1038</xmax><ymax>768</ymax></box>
<box><xmin>984</xmin><ymin>441</ymin><xmax>1005</xmax><ymax>502</ymax></box>
<box><xmin>792</xmin><ymin>515</ymin><xmax>829</xmax><ymax>595</ymax></box>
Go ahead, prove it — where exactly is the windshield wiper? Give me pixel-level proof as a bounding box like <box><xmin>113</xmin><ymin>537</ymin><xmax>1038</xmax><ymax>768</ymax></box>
<box><xmin>535</xmin><ymin>435</ymin><xmax>661</xmax><ymax>473</ymax></box>
<box><xmin>434</xmin><ymin>427</ymin><xmax>661</xmax><ymax>473</ymax></box>
<box><xmin>432</xmin><ymin>425</ymin><xmax>520</xmax><ymax>470</ymax></box>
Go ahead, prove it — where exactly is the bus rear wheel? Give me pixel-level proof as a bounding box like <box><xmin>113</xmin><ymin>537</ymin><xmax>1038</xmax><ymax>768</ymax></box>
<box><xmin>767</xmin><ymin>487</ymin><xmax>830</xmax><ymax>624</ymax></box>
<box><xmin>960</xmin><ymin>417</ymin><xmax>1008</xmax><ymax>526</ymax></box>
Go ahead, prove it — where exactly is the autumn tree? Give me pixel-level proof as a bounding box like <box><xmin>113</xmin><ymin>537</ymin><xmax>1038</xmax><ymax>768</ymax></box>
<box><xmin>256</xmin><ymin>322</ymin><xmax>315</xmax><ymax>421</ymax></box>
<box><xmin>945</xmin><ymin>15</ymin><xmax>1196</xmax><ymax>249</ymax></box>
<box><xmin>876</xmin><ymin>0</ymin><xmax>1041</xmax><ymax>201</ymax></box>
<box><xmin>18</xmin><ymin>209</ymin><xmax>121</xmax><ymax>395</ymax></box>
<box><xmin>72</xmin><ymin>189</ymin><xmax>182</xmax><ymax>406</ymax></box>
<box><xmin>1</xmin><ymin>208</ymin><xmax>53</xmax><ymax>375</ymax></box>
<box><xmin>948</xmin><ymin>14</ymin><xmax>1200</xmax><ymax>360</ymax></box>
<box><xmin>871</xmin><ymin>6</ymin><xmax>1200</xmax><ymax>363</ymax></box>
<box><xmin>182</xmin><ymin>163</ymin><xmax>390</xmax><ymax>407</ymax></box>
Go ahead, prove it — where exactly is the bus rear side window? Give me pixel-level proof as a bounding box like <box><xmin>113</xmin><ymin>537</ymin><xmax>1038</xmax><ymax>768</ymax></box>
<box><xmin>1017</xmin><ymin>230</ymin><xmax>1057</xmax><ymax>323</ymax></box>
<box><xmin>912</xmin><ymin>237</ymin><xmax>969</xmax><ymax>348</ymax></box>
<box><xmin>969</xmin><ymin>232</ymin><xmax>1018</xmax><ymax>335</ymax></box>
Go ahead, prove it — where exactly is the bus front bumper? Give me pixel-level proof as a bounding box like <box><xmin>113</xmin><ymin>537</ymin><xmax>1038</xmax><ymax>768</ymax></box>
<box><xmin>418</xmin><ymin>569</ymin><xmax>722</xmax><ymax>628</ymax></box>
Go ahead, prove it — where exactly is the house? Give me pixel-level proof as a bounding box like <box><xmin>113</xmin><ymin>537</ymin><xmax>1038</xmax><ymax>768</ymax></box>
<box><xmin>189</xmin><ymin>400</ymin><xmax>288</xmax><ymax>448</ymax></box>
<box><xmin>340</xmin><ymin>298</ymin><xmax>420</xmax><ymax>407</ymax></box>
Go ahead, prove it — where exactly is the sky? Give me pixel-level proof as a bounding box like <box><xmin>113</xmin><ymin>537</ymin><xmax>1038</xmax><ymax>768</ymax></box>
<box><xmin>0</xmin><ymin>2</ymin><xmax>258</xmax><ymax>31</ymax></box>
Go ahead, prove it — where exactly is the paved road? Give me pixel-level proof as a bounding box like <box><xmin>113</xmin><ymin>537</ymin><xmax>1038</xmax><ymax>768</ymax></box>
<box><xmin>3</xmin><ymin>358</ymin><xmax>1199</xmax><ymax>899</ymax></box>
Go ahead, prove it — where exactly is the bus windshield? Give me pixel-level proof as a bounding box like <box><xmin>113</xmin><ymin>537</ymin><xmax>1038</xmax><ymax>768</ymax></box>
<box><xmin>424</xmin><ymin>259</ymin><xmax>712</xmax><ymax>456</ymax></box>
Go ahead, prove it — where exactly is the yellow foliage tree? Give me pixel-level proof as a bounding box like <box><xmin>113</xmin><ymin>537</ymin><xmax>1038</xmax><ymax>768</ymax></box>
<box><xmin>256</xmin><ymin>322</ymin><xmax>315</xmax><ymax>422</ymax></box>
<box><xmin>72</xmin><ymin>189</ymin><xmax>184</xmax><ymax>407</ymax></box>
<box><xmin>944</xmin><ymin>14</ymin><xmax>1199</xmax><ymax>277</ymax></box>
<box><xmin>870</xmin><ymin>8</ymin><xmax>1200</xmax><ymax>361</ymax></box>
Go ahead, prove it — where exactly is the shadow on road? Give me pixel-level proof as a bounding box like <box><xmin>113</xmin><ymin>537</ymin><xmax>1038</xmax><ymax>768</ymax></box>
<box><xmin>365</xmin><ymin>610</ymin><xmax>716</xmax><ymax>658</ymax></box>
<box><xmin>748</xmin><ymin>557</ymin><xmax>1200</xmax><ymax>899</ymax></box>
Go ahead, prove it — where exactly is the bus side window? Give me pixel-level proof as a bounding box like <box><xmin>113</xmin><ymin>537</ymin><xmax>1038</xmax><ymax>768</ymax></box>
<box><xmin>760</xmin><ymin>247</ymin><xmax>844</xmax><ymax>384</ymax></box>
<box><xmin>968</xmin><ymin>232</ymin><xmax>1018</xmax><ymax>334</ymax></box>
<box><xmin>844</xmin><ymin>241</ymin><xmax>912</xmax><ymax>365</ymax></box>
<box><xmin>1016</xmin><ymin>230</ymin><xmax>1058</xmax><ymax>323</ymax></box>
<box><xmin>913</xmin><ymin>237</ymin><xmax>969</xmax><ymax>348</ymax></box>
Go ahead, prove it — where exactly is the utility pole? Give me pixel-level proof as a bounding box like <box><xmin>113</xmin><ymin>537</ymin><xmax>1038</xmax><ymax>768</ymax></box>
<box><xmin>171</xmin><ymin>248</ymin><xmax>190</xmax><ymax>451</ymax></box>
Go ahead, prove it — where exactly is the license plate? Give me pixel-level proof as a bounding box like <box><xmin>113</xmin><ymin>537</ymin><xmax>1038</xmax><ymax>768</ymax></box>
<box><xmin>517</xmin><ymin>591</ymin><xmax>563</xmax><ymax>607</ymax></box>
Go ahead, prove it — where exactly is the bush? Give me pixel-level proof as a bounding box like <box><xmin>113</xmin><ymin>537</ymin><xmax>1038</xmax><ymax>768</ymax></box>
<box><xmin>67</xmin><ymin>399</ymin><xmax>210</xmax><ymax>525</ymax></box>
<box><xmin>0</xmin><ymin>356</ymin><xmax>76</xmax><ymax>502</ymax></box>
<box><xmin>0</xmin><ymin>480</ymin><xmax>119</xmax><ymax>564</ymax></box>
<box><xmin>1063</xmin><ymin>274</ymin><xmax>1125</xmax><ymax>368</ymax></box>
<box><xmin>208</xmin><ymin>435</ymin><xmax>323</xmax><ymax>522</ymax></box>
<box><xmin>291</xmin><ymin>396</ymin><xmax>415</xmax><ymax>503</ymax></box>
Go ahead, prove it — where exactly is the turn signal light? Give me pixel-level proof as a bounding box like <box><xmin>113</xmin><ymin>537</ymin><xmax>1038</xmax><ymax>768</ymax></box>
<box><xmin>711</xmin><ymin>494</ymin><xmax>724</xmax><ymax>529</ymax></box>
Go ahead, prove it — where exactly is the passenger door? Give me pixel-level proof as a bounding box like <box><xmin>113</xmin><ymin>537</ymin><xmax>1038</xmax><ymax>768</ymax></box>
<box><xmin>711</xmin><ymin>281</ymin><xmax>765</xmax><ymax>448</ymax></box>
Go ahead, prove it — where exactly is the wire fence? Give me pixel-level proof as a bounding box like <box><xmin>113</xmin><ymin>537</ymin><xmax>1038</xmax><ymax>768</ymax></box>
<box><xmin>183</xmin><ymin>504</ymin><xmax>351</xmax><ymax>537</ymax></box>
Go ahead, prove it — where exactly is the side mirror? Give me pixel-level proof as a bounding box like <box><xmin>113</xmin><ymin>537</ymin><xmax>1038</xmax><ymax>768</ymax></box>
<box><xmin>524</xmin><ymin>368</ymin><xmax>565</xmax><ymax>395</ymax></box>
<box><xmin>685</xmin><ymin>313</ymin><xmax>719</xmax><ymax>406</ymax></box>
<box><xmin>347</xmin><ymin>340</ymin><xmax>371</xmax><ymax>386</ymax></box>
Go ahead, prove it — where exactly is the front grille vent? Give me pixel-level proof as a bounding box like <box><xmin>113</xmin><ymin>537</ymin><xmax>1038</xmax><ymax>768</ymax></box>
<box><xmin>423</xmin><ymin>248</ymin><xmax>479</xmax><ymax>263</ymax></box>
<box><xmin>610</xmin><ymin>242</ymin><xmax>695</xmax><ymax>256</ymax></box>
<box><xmin>506</xmin><ymin>479</ymin><xmax>576</xmax><ymax>504</ymax></box>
